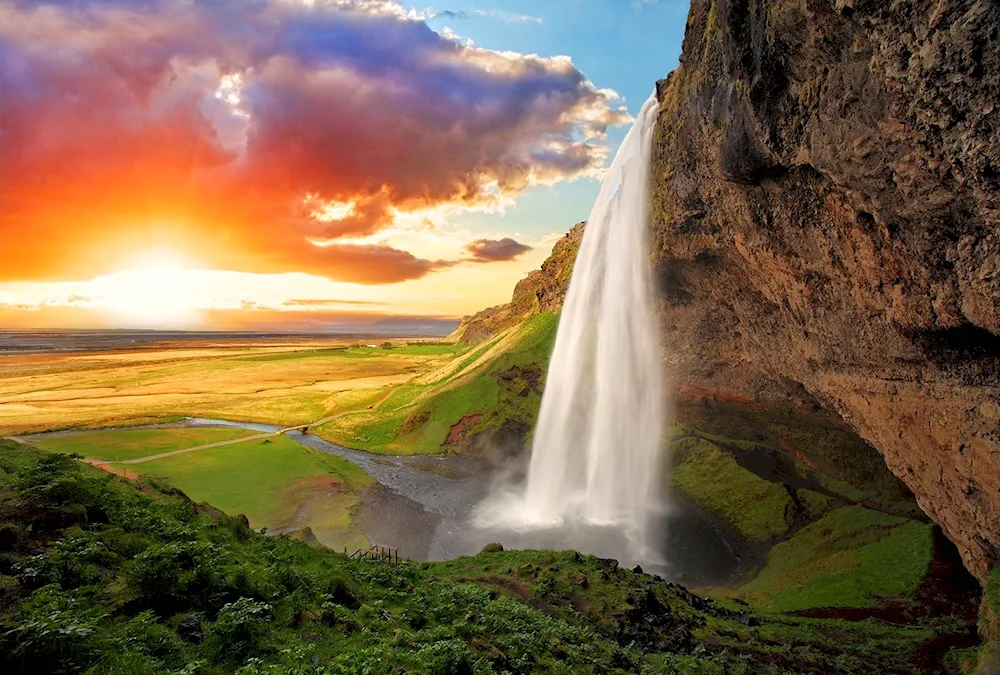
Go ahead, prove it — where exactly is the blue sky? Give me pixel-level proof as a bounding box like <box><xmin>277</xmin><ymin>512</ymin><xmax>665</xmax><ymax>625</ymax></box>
<box><xmin>419</xmin><ymin>0</ymin><xmax>690</xmax><ymax>238</ymax></box>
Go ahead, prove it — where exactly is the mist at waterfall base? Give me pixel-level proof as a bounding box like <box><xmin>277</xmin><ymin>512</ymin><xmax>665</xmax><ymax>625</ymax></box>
<box><xmin>465</xmin><ymin>93</ymin><xmax>672</xmax><ymax>574</ymax></box>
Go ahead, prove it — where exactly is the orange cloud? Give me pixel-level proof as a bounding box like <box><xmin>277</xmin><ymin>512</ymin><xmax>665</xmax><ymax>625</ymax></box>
<box><xmin>0</xmin><ymin>0</ymin><xmax>629</xmax><ymax>284</ymax></box>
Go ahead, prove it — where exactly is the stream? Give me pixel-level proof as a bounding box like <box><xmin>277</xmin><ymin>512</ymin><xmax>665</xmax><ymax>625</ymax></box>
<box><xmin>23</xmin><ymin>418</ymin><xmax>748</xmax><ymax>587</ymax></box>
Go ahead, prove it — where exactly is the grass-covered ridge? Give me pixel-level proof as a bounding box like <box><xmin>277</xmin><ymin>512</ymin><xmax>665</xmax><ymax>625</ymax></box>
<box><xmin>316</xmin><ymin>312</ymin><xmax>559</xmax><ymax>455</ymax></box>
<box><xmin>0</xmin><ymin>440</ymin><xmax>972</xmax><ymax>674</ymax></box>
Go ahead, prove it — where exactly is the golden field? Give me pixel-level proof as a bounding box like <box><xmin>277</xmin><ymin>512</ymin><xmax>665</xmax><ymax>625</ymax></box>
<box><xmin>0</xmin><ymin>340</ymin><xmax>467</xmax><ymax>435</ymax></box>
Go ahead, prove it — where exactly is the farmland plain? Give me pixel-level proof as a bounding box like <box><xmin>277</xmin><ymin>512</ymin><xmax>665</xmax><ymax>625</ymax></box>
<box><xmin>0</xmin><ymin>338</ymin><xmax>469</xmax><ymax>436</ymax></box>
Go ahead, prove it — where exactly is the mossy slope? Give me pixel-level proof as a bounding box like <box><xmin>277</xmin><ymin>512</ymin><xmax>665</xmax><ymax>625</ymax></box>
<box><xmin>737</xmin><ymin>506</ymin><xmax>935</xmax><ymax>612</ymax></box>
<box><xmin>671</xmin><ymin>437</ymin><xmax>794</xmax><ymax>542</ymax></box>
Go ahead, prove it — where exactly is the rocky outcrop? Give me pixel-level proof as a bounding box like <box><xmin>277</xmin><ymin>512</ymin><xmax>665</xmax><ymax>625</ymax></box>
<box><xmin>652</xmin><ymin>0</ymin><xmax>1000</xmax><ymax>579</ymax></box>
<box><xmin>448</xmin><ymin>223</ymin><xmax>584</xmax><ymax>342</ymax></box>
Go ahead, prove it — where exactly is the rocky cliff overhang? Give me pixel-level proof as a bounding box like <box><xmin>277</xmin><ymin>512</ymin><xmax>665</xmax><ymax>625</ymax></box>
<box><xmin>651</xmin><ymin>0</ymin><xmax>1000</xmax><ymax>579</ymax></box>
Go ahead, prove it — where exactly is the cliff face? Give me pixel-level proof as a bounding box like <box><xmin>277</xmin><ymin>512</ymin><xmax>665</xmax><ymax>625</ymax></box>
<box><xmin>449</xmin><ymin>223</ymin><xmax>583</xmax><ymax>343</ymax></box>
<box><xmin>652</xmin><ymin>0</ymin><xmax>1000</xmax><ymax>579</ymax></box>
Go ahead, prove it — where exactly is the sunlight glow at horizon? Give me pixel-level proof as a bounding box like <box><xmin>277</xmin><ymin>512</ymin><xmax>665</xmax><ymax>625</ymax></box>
<box><xmin>0</xmin><ymin>240</ymin><xmax>554</xmax><ymax>329</ymax></box>
<box><xmin>95</xmin><ymin>250</ymin><xmax>208</xmax><ymax>327</ymax></box>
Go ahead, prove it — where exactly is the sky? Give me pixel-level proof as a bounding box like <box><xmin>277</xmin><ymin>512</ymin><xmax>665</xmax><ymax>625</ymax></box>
<box><xmin>0</xmin><ymin>0</ymin><xmax>688</xmax><ymax>331</ymax></box>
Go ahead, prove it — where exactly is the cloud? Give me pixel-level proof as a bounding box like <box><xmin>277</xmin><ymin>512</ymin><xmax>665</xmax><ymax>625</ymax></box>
<box><xmin>474</xmin><ymin>9</ymin><xmax>544</xmax><ymax>24</ymax></box>
<box><xmin>282</xmin><ymin>298</ymin><xmax>386</xmax><ymax>307</ymax></box>
<box><xmin>254</xmin><ymin>240</ymin><xmax>458</xmax><ymax>284</ymax></box>
<box><xmin>464</xmin><ymin>237</ymin><xmax>533</xmax><ymax>262</ymax></box>
<box><xmin>432</xmin><ymin>10</ymin><xmax>471</xmax><ymax>20</ymax></box>
<box><xmin>0</xmin><ymin>0</ymin><xmax>629</xmax><ymax>285</ymax></box>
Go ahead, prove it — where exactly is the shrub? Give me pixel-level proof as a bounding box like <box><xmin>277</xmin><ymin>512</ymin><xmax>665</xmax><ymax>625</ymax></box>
<box><xmin>112</xmin><ymin>611</ymin><xmax>183</xmax><ymax>664</ymax></box>
<box><xmin>0</xmin><ymin>585</ymin><xmax>106</xmax><ymax>674</ymax></box>
<box><xmin>207</xmin><ymin>598</ymin><xmax>272</xmax><ymax>663</ymax></box>
<box><xmin>0</xmin><ymin>574</ymin><xmax>21</xmax><ymax>608</ymax></box>
<box><xmin>414</xmin><ymin>639</ymin><xmax>476</xmax><ymax>675</ymax></box>
<box><xmin>83</xmin><ymin>651</ymin><xmax>171</xmax><ymax>675</ymax></box>
<box><xmin>130</xmin><ymin>541</ymin><xmax>217</xmax><ymax>614</ymax></box>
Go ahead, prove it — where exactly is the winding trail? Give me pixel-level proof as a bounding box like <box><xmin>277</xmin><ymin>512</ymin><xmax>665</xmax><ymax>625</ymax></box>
<box><xmin>9</xmin><ymin>387</ymin><xmax>400</xmax><ymax>465</ymax></box>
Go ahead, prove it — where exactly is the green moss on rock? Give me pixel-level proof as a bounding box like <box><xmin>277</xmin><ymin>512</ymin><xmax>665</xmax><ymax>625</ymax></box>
<box><xmin>980</xmin><ymin>566</ymin><xmax>1000</xmax><ymax>642</ymax></box>
<box><xmin>670</xmin><ymin>437</ymin><xmax>794</xmax><ymax>542</ymax></box>
<box><xmin>737</xmin><ymin>506</ymin><xmax>934</xmax><ymax>612</ymax></box>
<box><xmin>796</xmin><ymin>489</ymin><xmax>830</xmax><ymax>520</ymax></box>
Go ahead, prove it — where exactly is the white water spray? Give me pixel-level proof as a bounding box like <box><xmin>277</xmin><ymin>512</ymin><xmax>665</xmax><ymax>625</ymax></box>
<box><xmin>475</xmin><ymin>92</ymin><xmax>664</xmax><ymax>558</ymax></box>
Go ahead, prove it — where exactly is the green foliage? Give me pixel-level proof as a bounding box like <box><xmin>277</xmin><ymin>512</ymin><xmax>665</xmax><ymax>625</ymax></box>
<box><xmin>980</xmin><ymin>566</ymin><xmax>1000</xmax><ymax>642</ymax></box>
<box><xmin>130</xmin><ymin>541</ymin><xmax>217</xmax><ymax>614</ymax></box>
<box><xmin>737</xmin><ymin>506</ymin><xmax>935</xmax><ymax>612</ymax></box>
<box><xmin>0</xmin><ymin>443</ymin><xmax>971</xmax><ymax>675</ymax></box>
<box><xmin>207</xmin><ymin>598</ymin><xmax>272</xmax><ymax>663</ymax></box>
<box><xmin>670</xmin><ymin>438</ymin><xmax>793</xmax><ymax>541</ymax></box>
<box><xmin>2</xmin><ymin>585</ymin><xmax>106</xmax><ymax>673</ymax></box>
<box><xmin>12</xmin><ymin>452</ymin><xmax>99</xmax><ymax>509</ymax></box>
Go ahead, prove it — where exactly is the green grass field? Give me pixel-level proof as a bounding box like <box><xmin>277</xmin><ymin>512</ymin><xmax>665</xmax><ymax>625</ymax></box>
<box><xmin>110</xmin><ymin>435</ymin><xmax>374</xmax><ymax>551</ymax></box>
<box><xmin>736</xmin><ymin>506</ymin><xmax>935</xmax><ymax>611</ymax></box>
<box><xmin>28</xmin><ymin>427</ymin><xmax>259</xmax><ymax>461</ymax></box>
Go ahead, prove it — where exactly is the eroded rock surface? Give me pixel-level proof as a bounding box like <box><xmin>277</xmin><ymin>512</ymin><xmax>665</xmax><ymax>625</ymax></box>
<box><xmin>652</xmin><ymin>0</ymin><xmax>1000</xmax><ymax>579</ymax></box>
<box><xmin>449</xmin><ymin>223</ymin><xmax>583</xmax><ymax>342</ymax></box>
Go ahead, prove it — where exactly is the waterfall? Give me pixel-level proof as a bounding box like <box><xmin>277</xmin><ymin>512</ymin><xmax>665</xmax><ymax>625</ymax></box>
<box><xmin>473</xmin><ymin>92</ymin><xmax>664</xmax><ymax>560</ymax></box>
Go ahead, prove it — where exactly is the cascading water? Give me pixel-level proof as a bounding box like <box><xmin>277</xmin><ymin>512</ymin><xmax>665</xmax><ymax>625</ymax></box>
<box><xmin>521</xmin><ymin>92</ymin><xmax>663</xmax><ymax>549</ymax></box>
<box><xmin>471</xmin><ymin>92</ymin><xmax>665</xmax><ymax>563</ymax></box>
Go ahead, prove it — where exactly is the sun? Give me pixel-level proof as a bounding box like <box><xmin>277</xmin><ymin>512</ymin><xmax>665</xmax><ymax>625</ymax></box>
<box><xmin>95</xmin><ymin>250</ymin><xmax>206</xmax><ymax>328</ymax></box>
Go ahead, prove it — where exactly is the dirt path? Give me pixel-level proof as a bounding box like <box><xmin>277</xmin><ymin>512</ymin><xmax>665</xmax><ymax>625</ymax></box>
<box><xmin>300</xmin><ymin>387</ymin><xmax>399</xmax><ymax>428</ymax></box>
<box><xmin>115</xmin><ymin>431</ymin><xmax>277</xmax><ymax>464</ymax></box>
<box><xmin>5</xmin><ymin>387</ymin><xmax>400</xmax><ymax>466</ymax></box>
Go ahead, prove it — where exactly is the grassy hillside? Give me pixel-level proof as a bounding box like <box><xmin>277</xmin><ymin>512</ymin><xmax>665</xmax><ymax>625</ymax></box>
<box><xmin>110</xmin><ymin>435</ymin><xmax>373</xmax><ymax>551</ymax></box>
<box><xmin>736</xmin><ymin>507</ymin><xmax>935</xmax><ymax>612</ymax></box>
<box><xmin>0</xmin><ymin>441</ymin><xmax>976</xmax><ymax>674</ymax></box>
<box><xmin>316</xmin><ymin>313</ymin><xmax>559</xmax><ymax>455</ymax></box>
<box><xmin>671</xmin><ymin>437</ymin><xmax>794</xmax><ymax>541</ymax></box>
